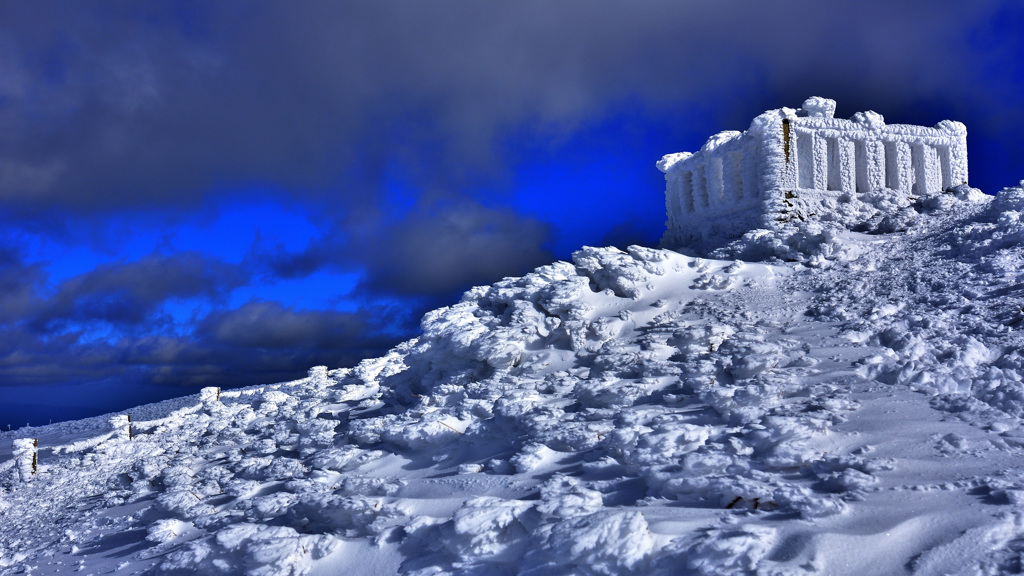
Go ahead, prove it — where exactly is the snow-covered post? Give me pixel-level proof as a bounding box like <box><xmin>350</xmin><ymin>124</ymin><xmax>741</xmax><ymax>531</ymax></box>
<box><xmin>308</xmin><ymin>366</ymin><xmax>329</xmax><ymax>390</ymax></box>
<box><xmin>200</xmin><ymin>386</ymin><xmax>221</xmax><ymax>404</ymax></box>
<box><xmin>109</xmin><ymin>414</ymin><xmax>132</xmax><ymax>442</ymax></box>
<box><xmin>13</xmin><ymin>438</ymin><xmax>37</xmax><ymax>481</ymax></box>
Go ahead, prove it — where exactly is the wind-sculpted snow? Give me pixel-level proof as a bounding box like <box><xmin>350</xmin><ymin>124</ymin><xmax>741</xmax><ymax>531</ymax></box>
<box><xmin>7</xmin><ymin>184</ymin><xmax>1024</xmax><ymax>574</ymax></box>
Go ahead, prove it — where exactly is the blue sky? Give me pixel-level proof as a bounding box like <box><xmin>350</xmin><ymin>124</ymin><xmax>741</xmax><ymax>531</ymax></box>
<box><xmin>1</xmin><ymin>1</ymin><xmax>1023</xmax><ymax>428</ymax></box>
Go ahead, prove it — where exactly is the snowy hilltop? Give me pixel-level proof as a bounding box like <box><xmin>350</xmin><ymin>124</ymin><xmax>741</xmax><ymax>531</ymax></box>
<box><xmin>4</xmin><ymin>180</ymin><xmax>1024</xmax><ymax>574</ymax></box>
<box><xmin>5</xmin><ymin>100</ymin><xmax>1024</xmax><ymax>572</ymax></box>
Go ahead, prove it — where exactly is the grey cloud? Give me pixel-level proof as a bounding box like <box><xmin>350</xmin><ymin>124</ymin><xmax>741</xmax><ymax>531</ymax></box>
<box><xmin>0</xmin><ymin>238</ymin><xmax>417</xmax><ymax>399</ymax></box>
<box><xmin>0</xmin><ymin>245</ymin><xmax>46</xmax><ymax>323</ymax></box>
<box><xmin>199</xmin><ymin>300</ymin><xmax>369</xmax><ymax>350</ymax></box>
<box><xmin>355</xmin><ymin>201</ymin><xmax>553</xmax><ymax>297</ymax></box>
<box><xmin>0</xmin><ymin>301</ymin><xmax>406</xmax><ymax>390</ymax></box>
<box><xmin>114</xmin><ymin>301</ymin><xmax>402</xmax><ymax>387</ymax></box>
<box><xmin>255</xmin><ymin>199</ymin><xmax>553</xmax><ymax>298</ymax></box>
<box><xmin>0</xmin><ymin>326</ymin><xmax>126</xmax><ymax>387</ymax></box>
<box><xmin>255</xmin><ymin>236</ymin><xmax>338</xmax><ymax>281</ymax></box>
<box><xmin>0</xmin><ymin>244</ymin><xmax>411</xmax><ymax>392</ymax></box>
<box><xmin>0</xmin><ymin>1</ymin><xmax>1016</xmax><ymax>214</ymax></box>
<box><xmin>33</xmin><ymin>251</ymin><xmax>249</xmax><ymax>329</ymax></box>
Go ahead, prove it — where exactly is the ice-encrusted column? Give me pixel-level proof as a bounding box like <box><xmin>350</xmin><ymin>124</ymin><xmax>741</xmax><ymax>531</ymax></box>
<box><xmin>839</xmin><ymin>138</ymin><xmax>857</xmax><ymax>193</ymax></box>
<box><xmin>853</xmin><ymin>139</ymin><xmax>886</xmax><ymax>193</ymax></box>
<box><xmin>891</xmin><ymin>141</ymin><xmax>913</xmax><ymax>194</ymax></box>
<box><xmin>911</xmin><ymin>143</ymin><xmax>930</xmax><ymax>195</ymax></box>
<box><xmin>937</xmin><ymin>145</ymin><xmax>953</xmax><ymax>190</ymax></box>
<box><xmin>925</xmin><ymin>145</ymin><xmax>941</xmax><ymax>193</ymax></box>
<box><xmin>707</xmin><ymin>157</ymin><xmax>725</xmax><ymax>204</ymax></box>
<box><xmin>665</xmin><ymin>180</ymin><xmax>683</xmax><ymax>224</ymax></box>
<box><xmin>936</xmin><ymin>119</ymin><xmax>968</xmax><ymax>187</ymax></box>
<box><xmin>866</xmin><ymin>140</ymin><xmax>886</xmax><ymax>191</ymax></box>
<box><xmin>657</xmin><ymin>152</ymin><xmax>696</xmax><ymax>236</ymax></box>
<box><xmin>813</xmin><ymin>134</ymin><xmax>828</xmax><ymax>190</ymax></box>
<box><xmin>825</xmin><ymin>137</ymin><xmax>842</xmax><ymax>191</ymax></box>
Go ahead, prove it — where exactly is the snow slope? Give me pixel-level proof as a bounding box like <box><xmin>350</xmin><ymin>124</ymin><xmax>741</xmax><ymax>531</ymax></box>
<box><xmin>4</xmin><ymin>183</ymin><xmax>1024</xmax><ymax>575</ymax></box>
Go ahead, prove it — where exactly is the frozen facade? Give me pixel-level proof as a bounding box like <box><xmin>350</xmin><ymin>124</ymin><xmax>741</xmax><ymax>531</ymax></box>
<box><xmin>659</xmin><ymin>97</ymin><xmax>968</xmax><ymax>248</ymax></box>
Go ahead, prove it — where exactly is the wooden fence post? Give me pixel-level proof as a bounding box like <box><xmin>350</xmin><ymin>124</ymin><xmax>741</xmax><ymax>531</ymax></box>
<box><xmin>12</xmin><ymin>438</ymin><xmax>37</xmax><ymax>481</ymax></box>
<box><xmin>308</xmin><ymin>365</ymin><xmax>329</xmax><ymax>389</ymax></box>
<box><xmin>200</xmin><ymin>387</ymin><xmax>221</xmax><ymax>405</ymax></box>
<box><xmin>109</xmin><ymin>415</ymin><xmax>131</xmax><ymax>442</ymax></box>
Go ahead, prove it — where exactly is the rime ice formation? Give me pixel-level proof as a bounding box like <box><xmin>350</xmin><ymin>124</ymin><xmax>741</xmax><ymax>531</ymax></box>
<box><xmin>11</xmin><ymin>181</ymin><xmax>1024</xmax><ymax>574</ymax></box>
<box><xmin>8</xmin><ymin>102</ymin><xmax>1024</xmax><ymax>574</ymax></box>
<box><xmin>659</xmin><ymin>97</ymin><xmax>968</xmax><ymax>248</ymax></box>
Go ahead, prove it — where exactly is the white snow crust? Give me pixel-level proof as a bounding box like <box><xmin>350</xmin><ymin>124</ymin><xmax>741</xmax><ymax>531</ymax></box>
<box><xmin>4</xmin><ymin>182</ymin><xmax>1024</xmax><ymax>575</ymax></box>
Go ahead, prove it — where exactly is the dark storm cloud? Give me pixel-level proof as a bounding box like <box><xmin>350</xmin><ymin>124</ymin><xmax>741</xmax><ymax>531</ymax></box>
<box><xmin>0</xmin><ymin>327</ymin><xmax>120</xmax><ymax>386</ymax></box>
<box><xmin>123</xmin><ymin>302</ymin><xmax>401</xmax><ymax>387</ymax></box>
<box><xmin>0</xmin><ymin>303</ymin><xmax>402</xmax><ymax>390</ymax></box>
<box><xmin>0</xmin><ymin>232</ymin><xmax>412</xmax><ymax>394</ymax></box>
<box><xmin>256</xmin><ymin>199</ymin><xmax>553</xmax><ymax>298</ymax></box>
<box><xmin>0</xmin><ymin>0</ymin><xmax>1016</xmax><ymax>215</ymax></box>
<box><xmin>0</xmin><ymin>244</ymin><xmax>46</xmax><ymax>323</ymax></box>
<box><xmin>0</xmin><ymin>250</ymin><xmax>405</xmax><ymax>388</ymax></box>
<box><xmin>356</xmin><ymin>201</ymin><xmax>553</xmax><ymax>297</ymax></box>
<box><xmin>33</xmin><ymin>251</ymin><xmax>249</xmax><ymax>329</ymax></box>
<box><xmin>199</xmin><ymin>301</ymin><xmax>368</xmax><ymax>350</ymax></box>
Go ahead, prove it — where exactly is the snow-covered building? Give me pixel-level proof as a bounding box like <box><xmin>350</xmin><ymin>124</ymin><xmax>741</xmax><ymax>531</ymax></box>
<box><xmin>659</xmin><ymin>97</ymin><xmax>968</xmax><ymax>247</ymax></box>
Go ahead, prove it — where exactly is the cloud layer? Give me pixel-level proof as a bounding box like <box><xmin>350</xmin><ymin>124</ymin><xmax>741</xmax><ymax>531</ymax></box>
<box><xmin>0</xmin><ymin>243</ymin><xmax>400</xmax><ymax>389</ymax></box>
<box><xmin>1</xmin><ymin>0</ymin><xmax>1019</xmax><ymax>214</ymax></box>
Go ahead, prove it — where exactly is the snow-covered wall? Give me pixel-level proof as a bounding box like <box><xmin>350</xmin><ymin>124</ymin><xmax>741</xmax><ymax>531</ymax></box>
<box><xmin>659</xmin><ymin>97</ymin><xmax>968</xmax><ymax>248</ymax></box>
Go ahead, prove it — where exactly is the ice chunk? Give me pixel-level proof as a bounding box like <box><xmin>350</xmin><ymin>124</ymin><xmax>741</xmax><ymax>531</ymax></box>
<box><xmin>522</xmin><ymin>511</ymin><xmax>655</xmax><ymax>575</ymax></box>
<box><xmin>684</xmin><ymin>524</ymin><xmax>778</xmax><ymax>575</ymax></box>
<box><xmin>802</xmin><ymin>96</ymin><xmax>836</xmax><ymax>118</ymax></box>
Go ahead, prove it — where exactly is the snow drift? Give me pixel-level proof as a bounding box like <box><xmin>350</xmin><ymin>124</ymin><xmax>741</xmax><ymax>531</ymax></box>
<box><xmin>5</xmin><ymin>175</ymin><xmax>1024</xmax><ymax>574</ymax></box>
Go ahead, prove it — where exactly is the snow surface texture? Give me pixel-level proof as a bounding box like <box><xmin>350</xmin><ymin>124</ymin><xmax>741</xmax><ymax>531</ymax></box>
<box><xmin>5</xmin><ymin>182</ymin><xmax>1024</xmax><ymax>574</ymax></box>
<box><xmin>659</xmin><ymin>97</ymin><xmax>968</xmax><ymax>251</ymax></box>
